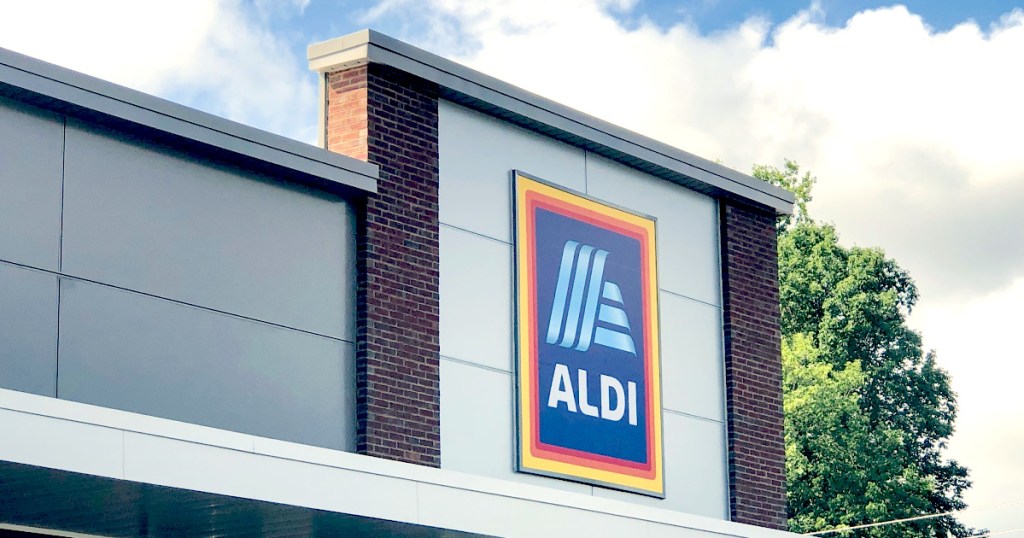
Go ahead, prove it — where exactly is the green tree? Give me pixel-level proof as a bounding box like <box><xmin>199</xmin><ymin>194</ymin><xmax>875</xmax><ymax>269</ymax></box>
<box><xmin>752</xmin><ymin>158</ymin><xmax>816</xmax><ymax>234</ymax></box>
<box><xmin>756</xmin><ymin>161</ymin><xmax>973</xmax><ymax>538</ymax></box>
<box><xmin>784</xmin><ymin>335</ymin><xmax>933</xmax><ymax>537</ymax></box>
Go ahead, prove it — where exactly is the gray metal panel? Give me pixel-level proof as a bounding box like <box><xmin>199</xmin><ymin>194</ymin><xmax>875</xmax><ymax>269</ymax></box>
<box><xmin>592</xmin><ymin>413</ymin><xmax>729</xmax><ymax>518</ymax></box>
<box><xmin>0</xmin><ymin>264</ymin><xmax>58</xmax><ymax>397</ymax></box>
<box><xmin>0</xmin><ymin>45</ymin><xmax>378</xmax><ymax>196</ymax></box>
<box><xmin>659</xmin><ymin>291</ymin><xmax>725</xmax><ymax>422</ymax></box>
<box><xmin>61</xmin><ymin>121</ymin><xmax>356</xmax><ymax>341</ymax></box>
<box><xmin>308</xmin><ymin>30</ymin><xmax>793</xmax><ymax>214</ymax></box>
<box><xmin>439</xmin><ymin>359</ymin><xmax>593</xmax><ymax>495</ymax></box>
<box><xmin>438</xmin><ymin>101</ymin><xmax>586</xmax><ymax>242</ymax></box>
<box><xmin>438</xmin><ymin>226</ymin><xmax>514</xmax><ymax>371</ymax></box>
<box><xmin>586</xmin><ymin>154</ymin><xmax>722</xmax><ymax>306</ymax></box>
<box><xmin>0</xmin><ymin>98</ymin><xmax>63</xmax><ymax>271</ymax></box>
<box><xmin>57</xmin><ymin>279</ymin><xmax>355</xmax><ymax>451</ymax></box>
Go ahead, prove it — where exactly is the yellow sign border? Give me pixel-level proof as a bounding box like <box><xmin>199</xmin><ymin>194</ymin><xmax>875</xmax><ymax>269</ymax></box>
<box><xmin>513</xmin><ymin>171</ymin><xmax>664</xmax><ymax>497</ymax></box>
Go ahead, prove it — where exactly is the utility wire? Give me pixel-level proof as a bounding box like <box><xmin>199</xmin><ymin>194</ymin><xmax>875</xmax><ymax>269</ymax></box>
<box><xmin>806</xmin><ymin>499</ymin><xmax>1024</xmax><ymax>535</ymax></box>
<box><xmin>966</xmin><ymin>528</ymin><xmax>1024</xmax><ymax>538</ymax></box>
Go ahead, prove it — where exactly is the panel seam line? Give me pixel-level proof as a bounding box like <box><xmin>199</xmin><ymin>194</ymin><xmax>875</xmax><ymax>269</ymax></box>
<box><xmin>0</xmin><ymin>258</ymin><xmax>351</xmax><ymax>345</ymax></box>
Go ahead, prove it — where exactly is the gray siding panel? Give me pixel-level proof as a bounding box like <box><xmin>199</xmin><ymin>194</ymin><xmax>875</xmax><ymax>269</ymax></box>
<box><xmin>0</xmin><ymin>98</ymin><xmax>63</xmax><ymax>271</ymax></box>
<box><xmin>61</xmin><ymin>121</ymin><xmax>355</xmax><ymax>341</ymax></box>
<box><xmin>0</xmin><ymin>263</ymin><xmax>58</xmax><ymax>396</ymax></box>
<box><xmin>1</xmin><ymin>89</ymin><xmax>360</xmax><ymax>452</ymax></box>
<box><xmin>57</xmin><ymin>279</ymin><xmax>354</xmax><ymax>451</ymax></box>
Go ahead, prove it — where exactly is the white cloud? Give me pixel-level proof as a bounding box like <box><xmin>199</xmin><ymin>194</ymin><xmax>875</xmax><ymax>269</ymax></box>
<box><xmin>913</xmin><ymin>278</ymin><xmax>1024</xmax><ymax>531</ymax></box>
<box><xmin>0</xmin><ymin>1</ymin><xmax>215</xmax><ymax>91</ymax></box>
<box><xmin>747</xmin><ymin>6</ymin><xmax>1024</xmax><ymax>301</ymax></box>
<box><xmin>0</xmin><ymin>0</ymin><xmax>316</xmax><ymax>142</ymax></box>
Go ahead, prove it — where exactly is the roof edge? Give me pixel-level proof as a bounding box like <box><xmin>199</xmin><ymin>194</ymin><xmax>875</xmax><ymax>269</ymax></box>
<box><xmin>308</xmin><ymin>29</ymin><xmax>793</xmax><ymax>214</ymax></box>
<box><xmin>0</xmin><ymin>45</ymin><xmax>379</xmax><ymax>196</ymax></box>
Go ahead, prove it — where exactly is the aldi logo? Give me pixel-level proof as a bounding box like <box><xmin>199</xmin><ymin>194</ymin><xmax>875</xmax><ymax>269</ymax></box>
<box><xmin>513</xmin><ymin>171</ymin><xmax>664</xmax><ymax>497</ymax></box>
<box><xmin>546</xmin><ymin>240</ymin><xmax>637</xmax><ymax>356</ymax></box>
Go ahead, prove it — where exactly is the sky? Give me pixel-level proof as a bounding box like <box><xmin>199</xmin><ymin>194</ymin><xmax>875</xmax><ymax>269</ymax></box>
<box><xmin>1</xmin><ymin>0</ymin><xmax>1022</xmax><ymax>533</ymax></box>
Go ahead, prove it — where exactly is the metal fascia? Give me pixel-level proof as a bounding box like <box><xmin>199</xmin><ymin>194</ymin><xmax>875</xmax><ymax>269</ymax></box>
<box><xmin>320</xmin><ymin>30</ymin><xmax>793</xmax><ymax>213</ymax></box>
<box><xmin>0</xmin><ymin>46</ymin><xmax>378</xmax><ymax>195</ymax></box>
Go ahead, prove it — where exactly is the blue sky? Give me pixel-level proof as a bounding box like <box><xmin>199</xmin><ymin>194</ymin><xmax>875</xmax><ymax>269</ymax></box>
<box><xmin>2</xmin><ymin>0</ymin><xmax>1023</xmax><ymax>532</ymax></box>
<box><xmin>290</xmin><ymin>0</ymin><xmax>1021</xmax><ymax>35</ymax></box>
<box><xmin>631</xmin><ymin>0</ymin><xmax>1018</xmax><ymax>32</ymax></box>
<box><xmin>279</xmin><ymin>1</ymin><xmax>1024</xmax><ymax>58</ymax></box>
<box><xmin>248</xmin><ymin>0</ymin><xmax>1024</xmax><ymax>77</ymax></box>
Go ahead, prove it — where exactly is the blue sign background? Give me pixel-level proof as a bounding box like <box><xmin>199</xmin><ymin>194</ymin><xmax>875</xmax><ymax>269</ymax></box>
<box><xmin>534</xmin><ymin>208</ymin><xmax>648</xmax><ymax>464</ymax></box>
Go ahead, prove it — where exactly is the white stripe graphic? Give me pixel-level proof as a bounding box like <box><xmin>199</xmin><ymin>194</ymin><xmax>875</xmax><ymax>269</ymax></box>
<box><xmin>545</xmin><ymin>240</ymin><xmax>637</xmax><ymax>355</ymax></box>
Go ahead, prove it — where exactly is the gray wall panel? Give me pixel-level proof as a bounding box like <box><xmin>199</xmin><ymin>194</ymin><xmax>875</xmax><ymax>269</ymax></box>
<box><xmin>61</xmin><ymin>122</ymin><xmax>355</xmax><ymax>340</ymax></box>
<box><xmin>439</xmin><ymin>358</ymin><xmax>593</xmax><ymax>495</ymax></box>
<box><xmin>660</xmin><ymin>292</ymin><xmax>726</xmax><ymax>422</ymax></box>
<box><xmin>438</xmin><ymin>100</ymin><xmax>586</xmax><ymax>242</ymax></box>
<box><xmin>438</xmin><ymin>225</ymin><xmax>513</xmax><ymax>372</ymax></box>
<box><xmin>438</xmin><ymin>101</ymin><xmax>729</xmax><ymax>518</ymax></box>
<box><xmin>0</xmin><ymin>99</ymin><xmax>63</xmax><ymax>271</ymax></box>
<box><xmin>0</xmin><ymin>263</ymin><xmax>58</xmax><ymax>396</ymax></box>
<box><xmin>586</xmin><ymin>154</ymin><xmax>722</xmax><ymax>307</ymax></box>
<box><xmin>57</xmin><ymin>279</ymin><xmax>354</xmax><ymax>451</ymax></box>
<box><xmin>593</xmin><ymin>413</ymin><xmax>729</xmax><ymax>519</ymax></box>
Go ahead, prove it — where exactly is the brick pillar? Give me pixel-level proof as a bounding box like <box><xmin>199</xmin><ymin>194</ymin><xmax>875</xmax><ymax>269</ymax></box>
<box><xmin>720</xmin><ymin>203</ymin><xmax>787</xmax><ymax>529</ymax></box>
<box><xmin>324</xmin><ymin>63</ymin><xmax>441</xmax><ymax>466</ymax></box>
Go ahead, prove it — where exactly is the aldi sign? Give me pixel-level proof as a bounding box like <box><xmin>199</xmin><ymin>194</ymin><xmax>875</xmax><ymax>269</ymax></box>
<box><xmin>513</xmin><ymin>171</ymin><xmax>664</xmax><ymax>497</ymax></box>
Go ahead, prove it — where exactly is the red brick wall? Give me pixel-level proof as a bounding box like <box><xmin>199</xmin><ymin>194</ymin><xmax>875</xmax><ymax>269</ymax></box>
<box><xmin>324</xmin><ymin>64</ymin><xmax>441</xmax><ymax>467</ymax></box>
<box><xmin>720</xmin><ymin>203</ymin><xmax>787</xmax><ymax>529</ymax></box>
<box><xmin>325</xmin><ymin>68</ymin><xmax>369</xmax><ymax>161</ymax></box>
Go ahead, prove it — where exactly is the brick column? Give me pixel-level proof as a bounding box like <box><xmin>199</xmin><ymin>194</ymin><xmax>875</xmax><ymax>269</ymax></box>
<box><xmin>720</xmin><ymin>203</ymin><xmax>787</xmax><ymax>529</ymax></box>
<box><xmin>324</xmin><ymin>63</ymin><xmax>441</xmax><ymax>466</ymax></box>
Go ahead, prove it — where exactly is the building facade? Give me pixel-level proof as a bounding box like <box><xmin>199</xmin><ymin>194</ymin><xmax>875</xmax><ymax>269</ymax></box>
<box><xmin>0</xmin><ymin>30</ymin><xmax>793</xmax><ymax>537</ymax></box>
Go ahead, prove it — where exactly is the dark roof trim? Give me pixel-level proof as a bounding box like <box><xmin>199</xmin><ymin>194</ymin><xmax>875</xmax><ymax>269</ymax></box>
<box><xmin>308</xmin><ymin>29</ymin><xmax>792</xmax><ymax>214</ymax></box>
<box><xmin>0</xmin><ymin>46</ymin><xmax>378</xmax><ymax>196</ymax></box>
<box><xmin>0</xmin><ymin>461</ymin><xmax>483</xmax><ymax>538</ymax></box>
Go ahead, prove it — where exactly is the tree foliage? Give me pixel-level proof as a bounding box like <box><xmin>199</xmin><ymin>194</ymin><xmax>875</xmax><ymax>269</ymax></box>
<box><xmin>755</xmin><ymin>161</ymin><xmax>973</xmax><ymax>538</ymax></box>
<box><xmin>753</xmin><ymin>158</ymin><xmax>816</xmax><ymax>234</ymax></box>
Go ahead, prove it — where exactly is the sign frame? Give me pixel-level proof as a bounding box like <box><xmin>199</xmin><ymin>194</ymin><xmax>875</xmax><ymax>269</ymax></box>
<box><xmin>512</xmin><ymin>170</ymin><xmax>665</xmax><ymax>497</ymax></box>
